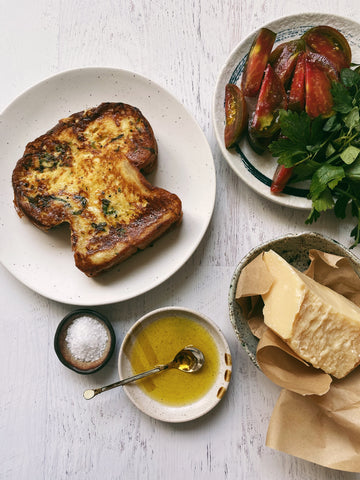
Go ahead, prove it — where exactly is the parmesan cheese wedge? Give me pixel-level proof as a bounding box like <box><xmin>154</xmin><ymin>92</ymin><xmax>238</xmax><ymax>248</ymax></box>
<box><xmin>262</xmin><ymin>250</ymin><xmax>360</xmax><ymax>379</ymax></box>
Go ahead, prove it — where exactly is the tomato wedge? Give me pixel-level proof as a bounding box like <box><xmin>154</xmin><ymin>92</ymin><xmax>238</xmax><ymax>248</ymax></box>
<box><xmin>247</xmin><ymin>128</ymin><xmax>273</xmax><ymax>154</ymax></box>
<box><xmin>305</xmin><ymin>52</ymin><xmax>338</xmax><ymax>118</ymax></box>
<box><xmin>270</xmin><ymin>164</ymin><xmax>294</xmax><ymax>193</ymax></box>
<box><xmin>302</xmin><ymin>25</ymin><xmax>351</xmax><ymax>73</ymax></box>
<box><xmin>288</xmin><ymin>51</ymin><xmax>306</xmax><ymax>111</ymax></box>
<box><xmin>250</xmin><ymin>64</ymin><xmax>288</xmax><ymax>137</ymax></box>
<box><xmin>224</xmin><ymin>84</ymin><xmax>248</xmax><ymax>148</ymax></box>
<box><xmin>241</xmin><ymin>28</ymin><xmax>276</xmax><ymax>97</ymax></box>
<box><xmin>270</xmin><ymin>39</ymin><xmax>305</xmax><ymax>86</ymax></box>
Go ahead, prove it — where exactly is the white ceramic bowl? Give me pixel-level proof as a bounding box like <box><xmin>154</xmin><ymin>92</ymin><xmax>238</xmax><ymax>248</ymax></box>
<box><xmin>118</xmin><ymin>306</ymin><xmax>232</xmax><ymax>422</ymax></box>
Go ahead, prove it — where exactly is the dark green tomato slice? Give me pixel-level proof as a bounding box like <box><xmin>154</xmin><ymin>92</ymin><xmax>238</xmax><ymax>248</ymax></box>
<box><xmin>246</xmin><ymin>128</ymin><xmax>273</xmax><ymax>154</ymax></box>
<box><xmin>224</xmin><ymin>84</ymin><xmax>248</xmax><ymax>149</ymax></box>
<box><xmin>270</xmin><ymin>39</ymin><xmax>305</xmax><ymax>86</ymax></box>
<box><xmin>250</xmin><ymin>64</ymin><xmax>288</xmax><ymax>137</ymax></box>
<box><xmin>305</xmin><ymin>52</ymin><xmax>338</xmax><ymax>118</ymax></box>
<box><xmin>302</xmin><ymin>25</ymin><xmax>351</xmax><ymax>72</ymax></box>
<box><xmin>289</xmin><ymin>51</ymin><xmax>306</xmax><ymax>111</ymax></box>
<box><xmin>241</xmin><ymin>28</ymin><xmax>276</xmax><ymax>97</ymax></box>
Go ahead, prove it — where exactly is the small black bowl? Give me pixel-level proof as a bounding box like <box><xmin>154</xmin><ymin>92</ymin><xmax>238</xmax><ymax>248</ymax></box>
<box><xmin>54</xmin><ymin>309</ymin><xmax>116</xmax><ymax>374</ymax></box>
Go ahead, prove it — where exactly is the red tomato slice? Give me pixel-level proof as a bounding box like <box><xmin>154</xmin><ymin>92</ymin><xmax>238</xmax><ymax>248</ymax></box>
<box><xmin>289</xmin><ymin>51</ymin><xmax>306</xmax><ymax>111</ymax></box>
<box><xmin>270</xmin><ymin>164</ymin><xmax>294</xmax><ymax>193</ymax></box>
<box><xmin>270</xmin><ymin>39</ymin><xmax>305</xmax><ymax>86</ymax></box>
<box><xmin>250</xmin><ymin>64</ymin><xmax>288</xmax><ymax>136</ymax></box>
<box><xmin>241</xmin><ymin>28</ymin><xmax>276</xmax><ymax>97</ymax></box>
<box><xmin>305</xmin><ymin>52</ymin><xmax>338</xmax><ymax>118</ymax></box>
<box><xmin>302</xmin><ymin>25</ymin><xmax>351</xmax><ymax>72</ymax></box>
<box><xmin>224</xmin><ymin>84</ymin><xmax>248</xmax><ymax>148</ymax></box>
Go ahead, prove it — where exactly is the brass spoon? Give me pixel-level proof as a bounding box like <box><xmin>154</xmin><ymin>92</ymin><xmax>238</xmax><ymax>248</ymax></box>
<box><xmin>83</xmin><ymin>346</ymin><xmax>205</xmax><ymax>400</ymax></box>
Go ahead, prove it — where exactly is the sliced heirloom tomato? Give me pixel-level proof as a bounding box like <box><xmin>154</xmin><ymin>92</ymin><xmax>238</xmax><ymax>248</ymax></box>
<box><xmin>249</xmin><ymin>64</ymin><xmax>288</xmax><ymax>138</ymax></box>
<box><xmin>269</xmin><ymin>39</ymin><xmax>305</xmax><ymax>87</ymax></box>
<box><xmin>247</xmin><ymin>128</ymin><xmax>273</xmax><ymax>154</ymax></box>
<box><xmin>305</xmin><ymin>52</ymin><xmax>338</xmax><ymax>118</ymax></box>
<box><xmin>241</xmin><ymin>28</ymin><xmax>276</xmax><ymax>97</ymax></box>
<box><xmin>302</xmin><ymin>25</ymin><xmax>351</xmax><ymax>73</ymax></box>
<box><xmin>224</xmin><ymin>83</ymin><xmax>248</xmax><ymax>148</ymax></box>
<box><xmin>270</xmin><ymin>164</ymin><xmax>294</xmax><ymax>193</ymax></box>
<box><xmin>288</xmin><ymin>51</ymin><xmax>306</xmax><ymax>111</ymax></box>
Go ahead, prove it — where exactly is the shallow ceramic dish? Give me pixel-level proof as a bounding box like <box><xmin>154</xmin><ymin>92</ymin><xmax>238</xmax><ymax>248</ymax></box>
<box><xmin>228</xmin><ymin>232</ymin><xmax>360</xmax><ymax>369</ymax></box>
<box><xmin>0</xmin><ymin>67</ymin><xmax>215</xmax><ymax>305</ymax></box>
<box><xmin>213</xmin><ymin>13</ymin><xmax>360</xmax><ymax>210</ymax></box>
<box><xmin>118</xmin><ymin>306</ymin><xmax>232</xmax><ymax>423</ymax></box>
<box><xmin>54</xmin><ymin>309</ymin><xmax>116</xmax><ymax>374</ymax></box>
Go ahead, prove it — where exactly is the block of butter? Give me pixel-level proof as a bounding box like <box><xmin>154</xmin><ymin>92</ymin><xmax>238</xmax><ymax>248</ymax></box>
<box><xmin>262</xmin><ymin>250</ymin><xmax>360</xmax><ymax>379</ymax></box>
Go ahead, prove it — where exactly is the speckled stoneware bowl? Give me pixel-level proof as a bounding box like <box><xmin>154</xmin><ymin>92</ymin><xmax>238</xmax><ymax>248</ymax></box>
<box><xmin>118</xmin><ymin>306</ymin><xmax>232</xmax><ymax>423</ymax></box>
<box><xmin>228</xmin><ymin>232</ymin><xmax>360</xmax><ymax>369</ymax></box>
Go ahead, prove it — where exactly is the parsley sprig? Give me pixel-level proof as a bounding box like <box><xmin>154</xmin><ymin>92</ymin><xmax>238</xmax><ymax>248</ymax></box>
<box><xmin>269</xmin><ymin>68</ymin><xmax>360</xmax><ymax>247</ymax></box>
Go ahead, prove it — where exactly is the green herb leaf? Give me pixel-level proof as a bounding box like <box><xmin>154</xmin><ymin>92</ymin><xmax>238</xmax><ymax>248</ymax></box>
<box><xmin>292</xmin><ymin>159</ymin><xmax>321</xmax><ymax>182</ymax></box>
<box><xmin>269</xmin><ymin>110</ymin><xmax>326</xmax><ymax>167</ymax></box>
<box><xmin>323</xmin><ymin>115</ymin><xmax>340</xmax><ymax>132</ymax></box>
<box><xmin>309</xmin><ymin>164</ymin><xmax>345</xmax><ymax>200</ymax></box>
<box><xmin>269</xmin><ymin>139</ymin><xmax>308</xmax><ymax>167</ymax></box>
<box><xmin>325</xmin><ymin>143</ymin><xmax>336</xmax><ymax>158</ymax></box>
<box><xmin>313</xmin><ymin>189</ymin><xmax>334</xmax><ymax>212</ymax></box>
<box><xmin>305</xmin><ymin>207</ymin><xmax>321</xmax><ymax>224</ymax></box>
<box><xmin>341</xmin><ymin>68</ymin><xmax>360</xmax><ymax>88</ymax></box>
<box><xmin>340</xmin><ymin>145</ymin><xmax>360</xmax><ymax>164</ymax></box>
<box><xmin>331</xmin><ymin>81</ymin><xmax>353</xmax><ymax>113</ymax></box>
<box><xmin>343</xmin><ymin>107</ymin><xmax>360</xmax><ymax>131</ymax></box>
<box><xmin>346</xmin><ymin>157</ymin><xmax>360</xmax><ymax>181</ymax></box>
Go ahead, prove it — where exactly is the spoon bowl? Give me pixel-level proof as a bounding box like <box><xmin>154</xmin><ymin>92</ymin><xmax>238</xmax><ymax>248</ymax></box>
<box><xmin>170</xmin><ymin>346</ymin><xmax>205</xmax><ymax>373</ymax></box>
<box><xmin>83</xmin><ymin>346</ymin><xmax>204</xmax><ymax>400</ymax></box>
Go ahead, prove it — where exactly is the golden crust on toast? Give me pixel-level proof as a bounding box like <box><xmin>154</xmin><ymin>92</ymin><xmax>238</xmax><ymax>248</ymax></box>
<box><xmin>12</xmin><ymin>102</ymin><xmax>182</xmax><ymax>276</ymax></box>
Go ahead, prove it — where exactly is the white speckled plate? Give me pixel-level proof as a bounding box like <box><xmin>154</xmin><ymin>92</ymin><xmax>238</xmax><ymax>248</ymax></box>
<box><xmin>0</xmin><ymin>68</ymin><xmax>215</xmax><ymax>305</ymax></box>
<box><xmin>228</xmin><ymin>232</ymin><xmax>360</xmax><ymax>368</ymax></box>
<box><xmin>118</xmin><ymin>307</ymin><xmax>232</xmax><ymax>422</ymax></box>
<box><xmin>213</xmin><ymin>13</ymin><xmax>360</xmax><ymax>209</ymax></box>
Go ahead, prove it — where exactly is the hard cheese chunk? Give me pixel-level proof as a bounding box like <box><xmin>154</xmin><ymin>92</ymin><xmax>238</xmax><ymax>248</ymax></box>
<box><xmin>262</xmin><ymin>250</ymin><xmax>360</xmax><ymax>378</ymax></box>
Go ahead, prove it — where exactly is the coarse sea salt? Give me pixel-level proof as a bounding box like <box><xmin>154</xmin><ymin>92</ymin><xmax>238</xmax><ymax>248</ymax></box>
<box><xmin>65</xmin><ymin>315</ymin><xmax>108</xmax><ymax>362</ymax></box>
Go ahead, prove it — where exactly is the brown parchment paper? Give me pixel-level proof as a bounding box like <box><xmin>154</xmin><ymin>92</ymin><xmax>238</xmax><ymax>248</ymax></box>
<box><xmin>235</xmin><ymin>249</ymin><xmax>360</xmax><ymax>472</ymax></box>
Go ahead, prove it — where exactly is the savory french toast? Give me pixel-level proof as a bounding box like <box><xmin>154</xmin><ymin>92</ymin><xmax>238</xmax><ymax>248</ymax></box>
<box><xmin>12</xmin><ymin>102</ymin><xmax>182</xmax><ymax>276</ymax></box>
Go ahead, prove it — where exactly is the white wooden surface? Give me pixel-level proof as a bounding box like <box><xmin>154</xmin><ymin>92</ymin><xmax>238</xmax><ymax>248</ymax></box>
<box><xmin>1</xmin><ymin>1</ymin><xmax>360</xmax><ymax>479</ymax></box>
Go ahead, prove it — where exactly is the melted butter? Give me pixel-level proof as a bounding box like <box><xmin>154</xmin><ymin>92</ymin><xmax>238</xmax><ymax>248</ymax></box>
<box><xmin>128</xmin><ymin>315</ymin><xmax>219</xmax><ymax>406</ymax></box>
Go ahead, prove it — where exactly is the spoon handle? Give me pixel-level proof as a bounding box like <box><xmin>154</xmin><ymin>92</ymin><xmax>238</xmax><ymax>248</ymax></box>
<box><xmin>84</xmin><ymin>364</ymin><xmax>169</xmax><ymax>399</ymax></box>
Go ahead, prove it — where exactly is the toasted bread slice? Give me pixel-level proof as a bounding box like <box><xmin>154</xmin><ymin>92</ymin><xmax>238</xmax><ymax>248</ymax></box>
<box><xmin>12</xmin><ymin>103</ymin><xmax>182</xmax><ymax>276</ymax></box>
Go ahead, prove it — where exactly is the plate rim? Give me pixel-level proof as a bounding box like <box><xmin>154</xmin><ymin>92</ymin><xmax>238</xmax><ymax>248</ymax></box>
<box><xmin>212</xmin><ymin>12</ymin><xmax>360</xmax><ymax>210</ymax></box>
<box><xmin>0</xmin><ymin>66</ymin><xmax>216</xmax><ymax>305</ymax></box>
<box><xmin>118</xmin><ymin>306</ymin><xmax>232</xmax><ymax>422</ymax></box>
